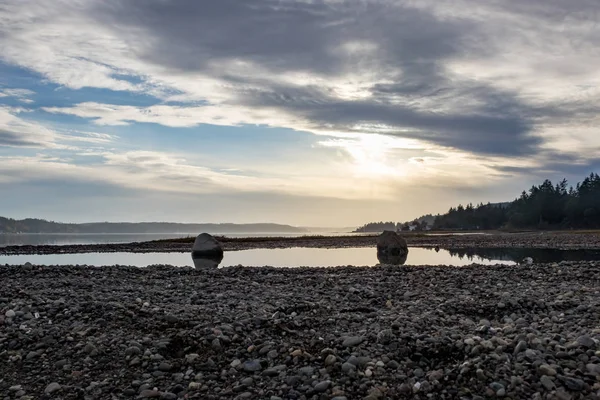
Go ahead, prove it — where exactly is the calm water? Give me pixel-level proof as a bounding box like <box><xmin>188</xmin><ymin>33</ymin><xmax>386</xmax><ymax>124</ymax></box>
<box><xmin>0</xmin><ymin>247</ymin><xmax>515</xmax><ymax>267</ymax></box>
<box><xmin>0</xmin><ymin>232</ymin><xmax>364</xmax><ymax>247</ymax></box>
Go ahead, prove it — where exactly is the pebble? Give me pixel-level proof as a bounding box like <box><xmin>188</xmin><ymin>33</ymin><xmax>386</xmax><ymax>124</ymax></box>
<box><xmin>242</xmin><ymin>360</ymin><xmax>262</xmax><ymax>373</ymax></box>
<box><xmin>1</xmin><ymin>258</ymin><xmax>599</xmax><ymax>399</ymax></box>
<box><xmin>341</xmin><ymin>362</ymin><xmax>356</xmax><ymax>373</ymax></box>
<box><xmin>540</xmin><ymin>375</ymin><xmax>555</xmax><ymax>391</ymax></box>
<box><xmin>559</xmin><ymin>375</ymin><xmax>586</xmax><ymax>391</ymax></box>
<box><xmin>314</xmin><ymin>381</ymin><xmax>331</xmax><ymax>392</ymax></box>
<box><xmin>158</xmin><ymin>362</ymin><xmax>172</xmax><ymax>371</ymax></box>
<box><xmin>44</xmin><ymin>382</ymin><xmax>61</xmax><ymax>394</ymax></box>
<box><xmin>324</xmin><ymin>354</ymin><xmax>337</xmax><ymax>365</ymax></box>
<box><xmin>577</xmin><ymin>335</ymin><xmax>596</xmax><ymax>348</ymax></box>
<box><xmin>539</xmin><ymin>364</ymin><xmax>557</xmax><ymax>376</ymax></box>
<box><xmin>514</xmin><ymin>340</ymin><xmax>527</xmax><ymax>353</ymax></box>
<box><xmin>5</xmin><ymin>309</ymin><xmax>15</xmax><ymax>318</ymax></box>
<box><xmin>342</xmin><ymin>336</ymin><xmax>363</xmax><ymax>347</ymax></box>
<box><xmin>140</xmin><ymin>389</ymin><xmax>160</xmax><ymax>398</ymax></box>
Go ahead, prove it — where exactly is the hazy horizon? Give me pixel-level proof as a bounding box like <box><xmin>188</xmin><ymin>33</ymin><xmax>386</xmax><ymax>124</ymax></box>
<box><xmin>1</xmin><ymin>1</ymin><xmax>598</xmax><ymax>226</ymax></box>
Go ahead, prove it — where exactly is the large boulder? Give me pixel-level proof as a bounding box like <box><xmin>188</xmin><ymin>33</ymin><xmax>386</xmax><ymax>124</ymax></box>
<box><xmin>191</xmin><ymin>233</ymin><xmax>224</xmax><ymax>259</ymax></box>
<box><xmin>377</xmin><ymin>231</ymin><xmax>408</xmax><ymax>265</ymax></box>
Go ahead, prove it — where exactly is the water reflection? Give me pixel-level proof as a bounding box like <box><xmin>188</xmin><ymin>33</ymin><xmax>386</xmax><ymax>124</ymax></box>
<box><xmin>1</xmin><ymin>247</ymin><xmax>599</xmax><ymax>268</ymax></box>
<box><xmin>376</xmin><ymin>251</ymin><xmax>408</xmax><ymax>265</ymax></box>
<box><xmin>192</xmin><ymin>254</ymin><xmax>224</xmax><ymax>268</ymax></box>
<box><xmin>446</xmin><ymin>247</ymin><xmax>600</xmax><ymax>263</ymax></box>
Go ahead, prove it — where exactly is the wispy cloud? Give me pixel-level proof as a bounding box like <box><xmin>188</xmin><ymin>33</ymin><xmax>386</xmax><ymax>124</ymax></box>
<box><xmin>0</xmin><ymin>106</ymin><xmax>58</xmax><ymax>148</ymax></box>
<box><xmin>0</xmin><ymin>88</ymin><xmax>35</xmax><ymax>103</ymax></box>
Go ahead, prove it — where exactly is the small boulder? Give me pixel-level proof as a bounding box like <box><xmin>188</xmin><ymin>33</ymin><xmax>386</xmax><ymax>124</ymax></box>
<box><xmin>376</xmin><ymin>231</ymin><xmax>408</xmax><ymax>265</ymax></box>
<box><xmin>191</xmin><ymin>233</ymin><xmax>224</xmax><ymax>266</ymax></box>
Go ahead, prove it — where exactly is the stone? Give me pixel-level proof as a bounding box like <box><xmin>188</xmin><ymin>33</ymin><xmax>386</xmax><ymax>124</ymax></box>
<box><xmin>540</xmin><ymin>375</ymin><xmax>555</xmax><ymax>391</ymax></box>
<box><xmin>240</xmin><ymin>377</ymin><xmax>254</xmax><ymax>386</ymax></box>
<box><xmin>341</xmin><ymin>362</ymin><xmax>356</xmax><ymax>374</ymax></box>
<box><xmin>324</xmin><ymin>354</ymin><xmax>337</xmax><ymax>365</ymax></box>
<box><xmin>185</xmin><ymin>353</ymin><xmax>200</xmax><ymax>364</ymax></box>
<box><xmin>376</xmin><ymin>231</ymin><xmax>408</xmax><ymax>265</ymax></box>
<box><xmin>577</xmin><ymin>335</ymin><xmax>596</xmax><ymax>348</ymax></box>
<box><xmin>558</xmin><ymin>376</ymin><xmax>585</xmax><ymax>391</ymax></box>
<box><xmin>342</xmin><ymin>336</ymin><xmax>363</xmax><ymax>347</ymax></box>
<box><xmin>262</xmin><ymin>368</ymin><xmax>280</xmax><ymax>377</ymax></box>
<box><xmin>377</xmin><ymin>329</ymin><xmax>395</xmax><ymax>344</ymax></box>
<box><xmin>514</xmin><ymin>340</ymin><xmax>527</xmax><ymax>353</ymax></box>
<box><xmin>299</xmin><ymin>366</ymin><xmax>314</xmax><ymax>375</ymax></box>
<box><xmin>314</xmin><ymin>381</ymin><xmax>331</xmax><ymax>392</ymax></box>
<box><xmin>125</xmin><ymin>346</ymin><xmax>141</xmax><ymax>356</ymax></box>
<box><xmin>290</xmin><ymin>349</ymin><xmax>302</xmax><ymax>357</ymax></box>
<box><xmin>539</xmin><ymin>364</ymin><xmax>557</xmax><ymax>376</ymax></box>
<box><xmin>5</xmin><ymin>309</ymin><xmax>15</xmax><ymax>318</ymax></box>
<box><xmin>242</xmin><ymin>360</ymin><xmax>262</xmax><ymax>373</ymax></box>
<box><xmin>140</xmin><ymin>389</ymin><xmax>160</xmax><ymax>398</ymax></box>
<box><xmin>158</xmin><ymin>362</ymin><xmax>172</xmax><ymax>371</ymax></box>
<box><xmin>191</xmin><ymin>233</ymin><xmax>224</xmax><ymax>260</ymax></box>
<box><xmin>44</xmin><ymin>382</ymin><xmax>61</xmax><ymax>394</ymax></box>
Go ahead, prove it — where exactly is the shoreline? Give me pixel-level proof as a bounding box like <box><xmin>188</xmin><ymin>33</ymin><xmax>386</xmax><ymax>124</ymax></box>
<box><xmin>1</xmin><ymin>262</ymin><xmax>599</xmax><ymax>399</ymax></box>
<box><xmin>2</xmin><ymin>231</ymin><xmax>600</xmax><ymax>255</ymax></box>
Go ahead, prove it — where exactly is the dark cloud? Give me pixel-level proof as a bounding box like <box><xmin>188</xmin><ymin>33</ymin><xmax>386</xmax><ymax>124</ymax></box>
<box><xmin>0</xmin><ymin>129</ymin><xmax>47</xmax><ymax>147</ymax></box>
<box><xmin>95</xmin><ymin>0</ymin><xmax>469</xmax><ymax>76</ymax></box>
<box><xmin>91</xmin><ymin>0</ymin><xmax>551</xmax><ymax>156</ymax></box>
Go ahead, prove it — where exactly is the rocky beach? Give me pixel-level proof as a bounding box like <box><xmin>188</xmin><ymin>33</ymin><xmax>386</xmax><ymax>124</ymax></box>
<box><xmin>1</xmin><ymin>261</ymin><xmax>599</xmax><ymax>399</ymax></box>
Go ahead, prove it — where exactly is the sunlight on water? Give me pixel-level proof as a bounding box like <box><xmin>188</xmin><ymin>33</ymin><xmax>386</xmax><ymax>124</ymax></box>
<box><xmin>0</xmin><ymin>247</ymin><xmax>514</xmax><ymax>267</ymax></box>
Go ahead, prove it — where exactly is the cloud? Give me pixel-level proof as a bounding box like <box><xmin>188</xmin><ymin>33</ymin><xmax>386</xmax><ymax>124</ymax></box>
<box><xmin>0</xmin><ymin>88</ymin><xmax>35</xmax><ymax>103</ymax></box>
<box><xmin>0</xmin><ymin>107</ymin><xmax>59</xmax><ymax>147</ymax></box>
<box><xmin>1</xmin><ymin>0</ymin><xmax>599</xmax><ymax>200</ymax></box>
<box><xmin>0</xmin><ymin>0</ymin><xmax>572</xmax><ymax>158</ymax></box>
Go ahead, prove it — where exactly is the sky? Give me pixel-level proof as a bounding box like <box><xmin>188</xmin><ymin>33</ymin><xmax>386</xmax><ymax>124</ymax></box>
<box><xmin>0</xmin><ymin>0</ymin><xmax>599</xmax><ymax>227</ymax></box>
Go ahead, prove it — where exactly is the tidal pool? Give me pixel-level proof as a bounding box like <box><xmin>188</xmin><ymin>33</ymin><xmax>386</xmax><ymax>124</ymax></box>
<box><xmin>2</xmin><ymin>246</ymin><xmax>599</xmax><ymax>268</ymax></box>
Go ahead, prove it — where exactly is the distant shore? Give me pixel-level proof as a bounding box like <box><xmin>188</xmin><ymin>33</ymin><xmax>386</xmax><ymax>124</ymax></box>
<box><xmin>2</xmin><ymin>231</ymin><xmax>600</xmax><ymax>255</ymax></box>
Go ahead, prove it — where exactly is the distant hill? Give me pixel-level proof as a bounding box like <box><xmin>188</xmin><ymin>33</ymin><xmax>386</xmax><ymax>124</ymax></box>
<box><xmin>0</xmin><ymin>217</ymin><xmax>307</xmax><ymax>234</ymax></box>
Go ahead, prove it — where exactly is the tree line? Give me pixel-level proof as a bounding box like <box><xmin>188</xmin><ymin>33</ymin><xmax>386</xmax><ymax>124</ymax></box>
<box><xmin>434</xmin><ymin>173</ymin><xmax>600</xmax><ymax>230</ymax></box>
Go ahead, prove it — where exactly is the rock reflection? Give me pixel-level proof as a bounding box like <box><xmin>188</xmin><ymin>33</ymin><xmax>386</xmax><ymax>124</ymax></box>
<box><xmin>192</xmin><ymin>254</ymin><xmax>223</xmax><ymax>268</ymax></box>
<box><xmin>377</xmin><ymin>251</ymin><xmax>408</xmax><ymax>265</ymax></box>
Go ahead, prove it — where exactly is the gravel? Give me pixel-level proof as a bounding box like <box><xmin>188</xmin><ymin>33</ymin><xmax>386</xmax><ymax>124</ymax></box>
<box><xmin>0</xmin><ymin>261</ymin><xmax>599</xmax><ymax>399</ymax></box>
